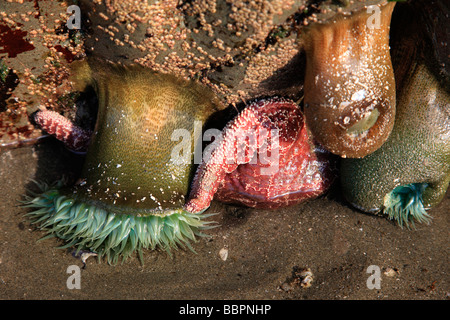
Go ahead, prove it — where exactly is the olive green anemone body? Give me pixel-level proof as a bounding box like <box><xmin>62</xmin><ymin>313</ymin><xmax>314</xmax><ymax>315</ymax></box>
<box><xmin>340</xmin><ymin>63</ymin><xmax>450</xmax><ymax>227</ymax></box>
<box><xmin>24</xmin><ymin>60</ymin><xmax>221</xmax><ymax>263</ymax></box>
<box><xmin>340</xmin><ymin>0</ymin><xmax>449</xmax><ymax>228</ymax></box>
<box><xmin>71</xmin><ymin>61</ymin><xmax>221</xmax><ymax>213</ymax></box>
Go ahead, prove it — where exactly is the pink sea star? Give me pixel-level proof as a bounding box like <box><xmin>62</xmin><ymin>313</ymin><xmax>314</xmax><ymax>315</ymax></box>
<box><xmin>185</xmin><ymin>98</ymin><xmax>335</xmax><ymax>212</ymax></box>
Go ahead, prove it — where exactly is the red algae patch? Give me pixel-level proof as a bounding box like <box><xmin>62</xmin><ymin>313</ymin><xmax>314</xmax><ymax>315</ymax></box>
<box><xmin>0</xmin><ymin>23</ymin><xmax>35</xmax><ymax>58</ymax></box>
<box><xmin>0</xmin><ymin>0</ymin><xmax>84</xmax><ymax>150</ymax></box>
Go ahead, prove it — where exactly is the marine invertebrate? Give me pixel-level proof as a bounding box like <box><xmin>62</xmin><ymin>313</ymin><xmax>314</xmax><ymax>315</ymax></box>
<box><xmin>339</xmin><ymin>0</ymin><xmax>449</xmax><ymax>228</ymax></box>
<box><xmin>185</xmin><ymin>97</ymin><xmax>335</xmax><ymax>212</ymax></box>
<box><xmin>339</xmin><ymin>54</ymin><xmax>449</xmax><ymax>228</ymax></box>
<box><xmin>340</xmin><ymin>61</ymin><xmax>449</xmax><ymax>227</ymax></box>
<box><xmin>302</xmin><ymin>1</ymin><xmax>396</xmax><ymax>158</ymax></box>
<box><xmin>24</xmin><ymin>60</ymin><xmax>222</xmax><ymax>263</ymax></box>
<box><xmin>382</xmin><ymin>183</ymin><xmax>432</xmax><ymax>228</ymax></box>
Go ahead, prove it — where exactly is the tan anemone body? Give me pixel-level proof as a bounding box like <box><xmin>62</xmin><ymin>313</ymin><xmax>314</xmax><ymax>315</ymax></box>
<box><xmin>303</xmin><ymin>2</ymin><xmax>396</xmax><ymax>158</ymax></box>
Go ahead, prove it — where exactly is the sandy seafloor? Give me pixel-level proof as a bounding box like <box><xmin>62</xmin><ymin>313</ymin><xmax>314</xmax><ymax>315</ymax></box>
<box><xmin>0</xmin><ymin>138</ymin><xmax>448</xmax><ymax>300</ymax></box>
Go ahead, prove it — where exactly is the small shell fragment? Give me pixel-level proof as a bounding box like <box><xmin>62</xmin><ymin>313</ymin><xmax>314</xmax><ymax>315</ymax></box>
<box><xmin>384</xmin><ymin>267</ymin><xmax>400</xmax><ymax>277</ymax></box>
<box><xmin>278</xmin><ymin>266</ymin><xmax>314</xmax><ymax>292</ymax></box>
<box><xmin>219</xmin><ymin>247</ymin><xmax>228</xmax><ymax>261</ymax></box>
<box><xmin>297</xmin><ymin>268</ymin><xmax>314</xmax><ymax>288</ymax></box>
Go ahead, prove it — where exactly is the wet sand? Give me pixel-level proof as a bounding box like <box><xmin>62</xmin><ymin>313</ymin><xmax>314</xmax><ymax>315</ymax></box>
<box><xmin>0</xmin><ymin>139</ymin><xmax>448</xmax><ymax>300</ymax></box>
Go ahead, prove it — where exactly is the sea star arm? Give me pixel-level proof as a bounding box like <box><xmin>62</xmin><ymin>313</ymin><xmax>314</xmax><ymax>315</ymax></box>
<box><xmin>185</xmin><ymin>99</ymin><xmax>299</xmax><ymax>213</ymax></box>
<box><xmin>33</xmin><ymin>110</ymin><xmax>92</xmax><ymax>152</ymax></box>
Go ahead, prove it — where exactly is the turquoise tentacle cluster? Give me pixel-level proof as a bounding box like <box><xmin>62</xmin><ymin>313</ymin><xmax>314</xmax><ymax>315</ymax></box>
<box><xmin>23</xmin><ymin>182</ymin><xmax>215</xmax><ymax>264</ymax></box>
<box><xmin>383</xmin><ymin>183</ymin><xmax>432</xmax><ymax>229</ymax></box>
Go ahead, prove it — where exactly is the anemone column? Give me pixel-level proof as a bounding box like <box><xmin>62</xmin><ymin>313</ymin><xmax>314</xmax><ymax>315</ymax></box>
<box><xmin>302</xmin><ymin>2</ymin><xmax>396</xmax><ymax>158</ymax></box>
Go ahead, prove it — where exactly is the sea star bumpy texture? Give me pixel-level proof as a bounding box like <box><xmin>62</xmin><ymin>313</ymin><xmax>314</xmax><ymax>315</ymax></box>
<box><xmin>33</xmin><ymin>110</ymin><xmax>92</xmax><ymax>152</ymax></box>
<box><xmin>33</xmin><ymin>98</ymin><xmax>334</xmax><ymax>214</ymax></box>
<box><xmin>186</xmin><ymin>98</ymin><xmax>335</xmax><ymax>212</ymax></box>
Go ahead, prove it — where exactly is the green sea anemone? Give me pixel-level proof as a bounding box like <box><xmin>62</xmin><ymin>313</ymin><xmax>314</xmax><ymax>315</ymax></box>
<box><xmin>25</xmin><ymin>59</ymin><xmax>222</xmax><ymax>264</ymax></box>
<box><xmin>23</xmin><ymin>181</ymin><xmax>215</xmax><ymax>264</ymax></box>
<box><xmin>340</xmin><ymin>61</ymin><xmax>449</xmax><ymax>227</ymax></box>
<box><xmin>339</xmin><ymin>1</ymin><xmax>450</xmax><ymax>227</ymax></box>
